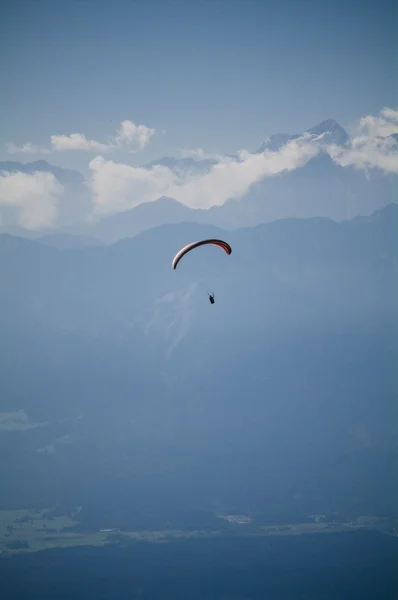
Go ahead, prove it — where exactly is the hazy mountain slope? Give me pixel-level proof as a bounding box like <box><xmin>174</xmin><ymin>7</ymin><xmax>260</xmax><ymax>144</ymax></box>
<box><xmin>0</xmin><ymin>205</ymin><xmax>397</xmax><ymax>521</ymax></box>
<box><xmin>38</xmin><ymin>233</ymin><xmax>106</xmax><ymax>251</ymax></box>
<box><xmin>0</xmin><ymin>160</ymin><xmax>84</xmax><ymax>186</ymax></box>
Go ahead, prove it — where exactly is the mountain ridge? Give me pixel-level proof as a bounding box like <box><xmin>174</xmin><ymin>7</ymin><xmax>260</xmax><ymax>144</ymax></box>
<box><xmin>0</xmin><ymin>201</ymin><xmax>397</xmax><ymax>520</ymax></box>
<box><xmin>1</xmin><ymin>117</ymin><xmax>397</xmax><ymax>242</ymax></box>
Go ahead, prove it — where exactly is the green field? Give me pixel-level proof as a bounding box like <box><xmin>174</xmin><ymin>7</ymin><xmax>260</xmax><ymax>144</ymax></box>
<box><xmin>0</xmin><ymin>508</ymin><xmax>108</xmax><ymax>554</ymax></box>
<box><xmin>0</xmin><ymin>509</ymin><xmax>395</xmax><ymax>555</ymax></box>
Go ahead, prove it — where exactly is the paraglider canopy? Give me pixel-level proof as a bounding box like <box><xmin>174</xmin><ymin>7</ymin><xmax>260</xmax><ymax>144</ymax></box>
<box><xmin>172</xmin><ymin>238</ymin><xmax>232</xmax><ymax>270</ymax></box>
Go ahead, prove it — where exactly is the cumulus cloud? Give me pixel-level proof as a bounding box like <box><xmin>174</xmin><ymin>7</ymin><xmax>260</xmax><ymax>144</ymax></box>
<box><xmin>6</xmin><ymin>120</ymin><xmax>156</xmax><ymax>155</ymax></box>
<box><xmin>328</xmin><ymin>133</ymin><xmax>398</xmax><ymax>173</ymax></box>
<box><xmin>329</xmin><ymin>107</ymin><xmax>398</xmax><ymax>174</ymax></box>
<box><xmin>89</xmin><ymin>156</ymin><xmax>175</xmax><ymax>217</ymax></box>
<box><xmin>50</xmin><ymin>133</ymin><xmax>109</xmax><ymax>153</ymax></box>
<box><xmin>114</xmin><ymin>120</ymin><xmax>156</xmax><ymax>151</ymax></box>
<box><xmin>0</xmin><ymin>169</ymin><xmax>63</xmax><ymax>229</ymax></box>
<box><xmin>89</xmin><ymin>132</ymin><xmax>324</xmax><ymax>217</ymax></box>
<box><xmin>352</xmin><ymin>107</ymin><xmax>398</xmax><ymax>138</ymax></box>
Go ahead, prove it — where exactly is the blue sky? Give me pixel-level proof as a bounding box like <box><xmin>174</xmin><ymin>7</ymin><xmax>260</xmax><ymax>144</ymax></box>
<box><xmin>0</xmin><ymin>0</ymin><xmax>396</xmax><ymax>172</ymax></box>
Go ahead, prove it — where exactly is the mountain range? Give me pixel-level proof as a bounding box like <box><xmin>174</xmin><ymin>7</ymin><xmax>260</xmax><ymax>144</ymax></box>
<box><xmin>0</xmin><ymin>203</ymin><xmax>397</xmax><ymax>525</ymax></box>
<box><xmin>1</xmin><ymin>118</ymin><xmax>397</xmax><ymax>245</ymax></box>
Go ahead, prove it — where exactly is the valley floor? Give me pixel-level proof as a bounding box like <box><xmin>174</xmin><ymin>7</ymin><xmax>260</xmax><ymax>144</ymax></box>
<box><xmin>1</xmin><ymin>508</ymin><xmax>396</xmax><ymax>556</ymax></box>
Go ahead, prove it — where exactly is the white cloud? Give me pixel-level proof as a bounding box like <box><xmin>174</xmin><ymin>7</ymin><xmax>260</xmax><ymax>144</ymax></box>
<box><xmin>170</xmin><ymin>134</ymin><xmax>322</xmax><ymax>209</ymax></box>
<box><xmin>328</xmin><ymin>134</ymin><xmax>398</xmax><ymax>173</ymax></box>
<box><xmin>0</xmin><ymin>169</ymin><xmax>63</xmax><ymax>229</ymax></box>
<box><xmin>89</xmin><ymin>156</ymin><xmax>175</xmax><ymax>217</ymax></box>
<box><xmin>329</xmin><ymin>107</ymin><xmax>398</xmax><ymax>173</ymax></box>
<box><xmin>88</xmin><ymin>132</ymin><xmax>323</xmax><ymax>216</ymax></box>
<box><xmin>50</xmin><ymin>133</ymin><xmax>109</xmax><ymax>153</ymax></box>
<box><xmin>351</xmin><ymin>107</ymin><xmax>398</xmax><ymax>138</ymax></box>
<box><xmin>6</xmin><ymin>120</ymin><xmax>156</xmax><ymax>155</ymax></box>
<box><xmin>114</xmin><ymin>120</ymin><xmax>156</xmax><ymax>151</ymax></box>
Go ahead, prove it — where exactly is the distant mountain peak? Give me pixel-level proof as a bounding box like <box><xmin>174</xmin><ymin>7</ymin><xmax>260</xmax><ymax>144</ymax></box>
<box><xmin>1</xmin><ymin>159</ymin><xmax>57</xmax><ymax>171</ymax></box>
<box><xmin>307</xmin><ymin>119</ymin><xmax>349</xmax><ymax>146</ymax></box>
<box><xmin>311</xmin><ymin>118</ymin><xmax>342</xmax><ymax>131</ymax></box>
<box><xmin>258</xmin><ymin>118</ymin><xmax>349</xmax><ymax>153</ymax></box>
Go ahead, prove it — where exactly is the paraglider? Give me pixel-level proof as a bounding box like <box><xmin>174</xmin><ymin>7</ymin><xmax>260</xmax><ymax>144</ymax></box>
<box><xmin>172</xmin><ymin>238</ymin><xmax>232</xmax><ymax>304</ymax></box>
<box><xmin>172</xmin><ymin>238</ymin><xmax>232</xmax><ymax>270</ymax></box>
